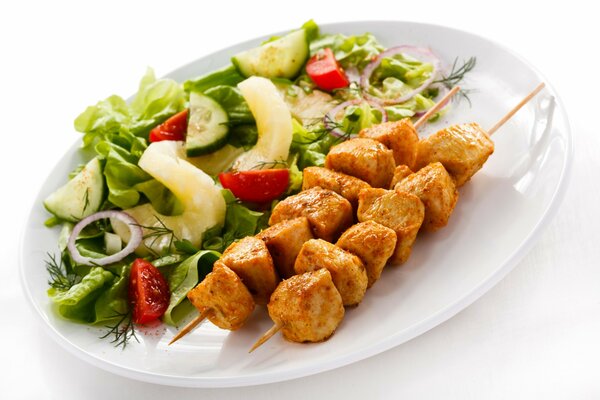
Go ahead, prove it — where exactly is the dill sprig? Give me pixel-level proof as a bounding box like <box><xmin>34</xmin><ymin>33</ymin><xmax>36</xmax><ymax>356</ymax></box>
<box><xmin>99</xmin><ymin>312</ymin><xmax>139</xmax><ymax>349</ymax></box>
<box><xmin>433</xmin><ymin>57</ymin><xmax>477</xmax><ymax>105</ymax></box>
<box><xmin>82</xmin><ymin>188</ymin><xmax>90</xmax><ymax>215</ymax></box>
<box><xmin>133</xmin><ymin>215</ymin><xmax>179</xmax><ymax>252</ymax></box>
<box><xmin>322</xmin><ymin>114</ymin><xmax>357</xmax><ymax>142</ymax></box>
<box><xmin>250</xmin><ymin>160</ymin><xmax>288</xmax><ymax>170</ymax></box>
<box><xmin>45</xmin><ymin>252</ymin><xmax>80</xmax><ymax>291</ymax></box>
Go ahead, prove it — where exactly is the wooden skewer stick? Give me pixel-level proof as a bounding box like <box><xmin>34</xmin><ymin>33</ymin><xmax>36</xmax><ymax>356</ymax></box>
<box><xmin>249</xmin><ymin>323</ymin><xmax>283</xmax><ymax>353</ymax></box>
<box><xmin>488</xmin><ymin>83</ymin><xmax>546</xmax><ymax>136</ymax></box>
<box><xmin>168</xmin><ymin>309</ymin><xmax>209</xmax><ymax>345</ymax></box>
<box><xmin>414</xmin><ymin>86</ymin><xmax>461</xmax><ymax>130</ymax></box>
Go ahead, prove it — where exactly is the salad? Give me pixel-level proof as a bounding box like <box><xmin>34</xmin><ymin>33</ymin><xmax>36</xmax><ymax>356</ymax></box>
<box><xmin>42</xmin><ymin>20</ymin><xmax>474</xmax><ymax>347</ymax></box>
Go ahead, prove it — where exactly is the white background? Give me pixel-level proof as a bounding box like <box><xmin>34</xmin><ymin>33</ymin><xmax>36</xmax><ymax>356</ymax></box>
<box><xmin>2</xmin><ymin>0</ymin><xmax>599</xmax><ymax>398</ymax></box>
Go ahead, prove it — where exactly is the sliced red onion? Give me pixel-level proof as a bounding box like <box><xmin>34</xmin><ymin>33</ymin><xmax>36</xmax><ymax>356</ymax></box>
<box><xmin>68</xmin><ymin>210</ymin><xmax>142</xmax><ymax>266</ymax></box>
<box><xmin>360</xmin><ymin>45</ymin><xmax>441</xmax><ymax>105</ymax></box>
<box><xmin>324</xmin><ymin>99</ymin><xmax>388</xmax><ymax>138</ymax></box>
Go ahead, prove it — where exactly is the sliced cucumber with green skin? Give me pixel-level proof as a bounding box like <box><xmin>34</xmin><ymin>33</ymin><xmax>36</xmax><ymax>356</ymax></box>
<box><xmin>44</xmin><ymin>157</ymin><xmax>104</xmax><ymax>222</ymax></box>
<box><xmin>186</xmin><ymin>92</ymin><xmax>229</xmax><ymax>157</ymax></box>
<box><xmin>232</xmin><ymin>29</ymin><xmax>309</xmax><ymax>79</ymax></box>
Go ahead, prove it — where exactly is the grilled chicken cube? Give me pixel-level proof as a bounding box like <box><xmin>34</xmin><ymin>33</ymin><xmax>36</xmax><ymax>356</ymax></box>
<box><xmin>359</xmin><ymin>119</ymin><xmax>419</xmax><ymax>169</ymax></box>
<box><xmin>325</xmin><ymin>138</ymin><xmax>395</xmax><ymax>188</ymax></box>
<box><xmin>302</xmin><ymin>166</ymin><xmax>371</xmax><ymax>209</ymax></box>
<box><xmin>219</xmin><ymin>236</ymin><xmax>279</xmax><ymax>305</ymax></box>
<box><xmin>187</xmin><ymin>263</ymin><xmax>255</xmax><ymax>331</ymax></box>
<box><xmin>336</xmin><ymin>221</ymin><xmax>397</xmax><ymax>288</ymax></box>
<box><xmin>269</xmin><ymin>187</ymin><xmax>353</xmax><ymax>242</ymax></box>
<box><xmin>268</xmin><ymin>269</ymin><xmax>344</xmax><ymax>343</ymax></box>
<box><xmin>395</xmin><ymin>162</ymin><xmax>458</xmax><ymax>232</ymax></box>
<box><xmin>415</xmin><ymin>122</ymin><xmax>494</xmax><ymax>187</ymax></box>
<box><xmin>357</xmin><ymin>188</ymin><xmax>424</xmax><ymax>265</ymax></box>
<box><xmin>294</xmin><ymin>238</ymin><xmax>368</xmax><ymax>306</ymax></box>
<box><xmin>256</xmin><ymin>217</ymin><xmax>314</xmax><ymax>279</ymax></box>
<box><xmin>389</xmin><ymin>165</ymin><xmax>414</xmax><ymax>189</ymax></box>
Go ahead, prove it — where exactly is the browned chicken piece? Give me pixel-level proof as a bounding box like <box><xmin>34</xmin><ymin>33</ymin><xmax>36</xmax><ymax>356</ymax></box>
<box><xmin>357</xmin><ymin>188</ymin><xmax>424</xmax><ymax>265</ymax></box>
<box><xmin>302</xmin><ymin>166</ymin><xmax>371</xmax><ymax>209</ymax></box>
<box><xmin>219</xmin><ymin>236</ymin><xmax>279</xmax><ymax>305</ymax></box>
<box><xmin>389</xmin><ymin>165</ymin><xmax>414</xmax><ymax>189</ymax></box>
<box><xmin>415</xmin><ymin>122</ymin><xmax>494</xmax><ymax>187</ymax></box>
<box><xmin>294</xmin><ymin>238</ymin><xmax>368</xmax><ymax>306</ymax></box>
<box><xmin>325</xmin><ymin>138</ymin><xmax>396</xmax><ymax>188</ymax></box>
<box><xmin>256</xmin><ymin>217</ymin><xmax>314</xmax><ymax>279</ymax></box>
<box><xmin>336</xmin><ymin>221</ymin><xmax>397</xmax><ymax>288</ymax></box>
<box><xmin>269</xmin><ymin>186</ymin><xmax>353</xmax><ymax>242</ymax></box>
<box><xmin>359</xmin><ymin>119</ymin><xmax>419</xmax><ymax>169</ymax></box>
<box><xmin>187</xmin><ymin>263</ymin><xmax>255</xmax><ymax>331</ymax></box>
<box><xmin>395</xmin><ymin>162</ymin><xmax>458</xmax><ymax>232</ymax></box>
<box><xmin>268</xmin><ymin>269</ymin><xmax>344</xmax><ymax>343</ymax></box>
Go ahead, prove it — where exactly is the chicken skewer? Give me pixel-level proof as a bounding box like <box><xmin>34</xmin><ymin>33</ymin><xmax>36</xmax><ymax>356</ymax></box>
<box><xmin>169</xmin><ymin>237</ymin><xmax>279</xmax><ymax>345</ymax></box>
<box><xmin>414</xmin><ymin>82</ymin><xmax>545</xmax><ymax>187</ymax></box>
<box><xmin>249</xmin><ymin>269</ymin><xmax>345</xmax><ymax>353</ymax></box>
<box><xmin>250</xmin><ymin>83</ymin><xmax>546</xmax><ymax>352</ymax></box>
<box><xmin>175</xmin><ymin>84</ymin><xmax>545</xmax><ymax>348</ymax></box>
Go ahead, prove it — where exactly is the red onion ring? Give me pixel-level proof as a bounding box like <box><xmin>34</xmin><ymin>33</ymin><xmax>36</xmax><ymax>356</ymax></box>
<box><xmin>324</xmin><ymin>99</ymin><xmax>388</xmax><ymax>138</ymax></box>
<box><xmin>67</xmin><ymin>210</ymin><xmax>142</xmax><ymax>266</ymax></box>
<box><xmin>360</xmin><ymin>45</ymin><xmax>441</xmax><ymax>105</ymax></box>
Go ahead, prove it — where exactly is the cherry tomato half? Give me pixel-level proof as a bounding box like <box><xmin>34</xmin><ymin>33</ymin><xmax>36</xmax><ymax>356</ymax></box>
<box><xmin>129</xmin><ymin>258</ymin><xmax>170</xmax><ymax>324</ymax></box>
<box><xmin>148</xmin><ymin>109</ymin><xmax>189</xmax><ymax>142</ymax></box>
<box><xmin>219</xmin><ymin>169</ymin><xmax>290</xmax><ymax>203</ymax></box>
<box><xmin>306</xmin><ymin>48</ymin><xmax>349</xmax><ymax>92</ymax></box>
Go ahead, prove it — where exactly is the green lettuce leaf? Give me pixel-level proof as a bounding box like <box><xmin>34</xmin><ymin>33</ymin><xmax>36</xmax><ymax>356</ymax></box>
<box><xmin>183</xmin><ymin>65</ymin><xmax>245</xmax><ymax>94</ymax></box>
<box><xmin>310</xmin><ymin>32</ymin><xmax>384</xmax><ymax>70</ymax></box>
<box><xmin>290</xmin><ymin>119</ymin><xmax>338</xmax><ymax>169</ymax></box>
<box><xmin>204</xmin><ymin>85</ymin><xmax>254</xmax><ymax>125</ymax></box>
<box><xmin>128</xmin><ymin>68</ymin><xmax>186</xmax><ymax>136</ymax></box>
<box><xmin>48</xmin><ymin>267</ymin><xmax>116</xmax><ymax>323</ymax></box>
<box><xmin>202</xmin><ymin>190</ymin><xmax>269</xmax><ymax>252</ymax></box>
<box><xmin>163</xmin><ymin>250</ymin><xmax>221</xmax><ymax>326</ymax></box>
<box><xmin>94</xmin><ymin>264</ymin><xmax>130</xmax><ymax>323</ymax></box>
<box><xmin>75</xmin><ymin>68</ymin><xmax>185</xmax><ymax>146</ymax></box>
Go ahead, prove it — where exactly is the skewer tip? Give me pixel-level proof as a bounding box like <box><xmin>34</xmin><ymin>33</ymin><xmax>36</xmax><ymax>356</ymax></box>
<box><xmin>168</xmin><ymin>311</ymin><xmax>208</xmax><ymax>345</ymax></box>
<box><xmin>249</xmin><ymin>323</ymin><xmax>283</xmax><ymax>353</ymax></box>
<box><xmin>488</xmin><ymin>82</ymin><xmax>546</xmax><ymax>136</ymax></box>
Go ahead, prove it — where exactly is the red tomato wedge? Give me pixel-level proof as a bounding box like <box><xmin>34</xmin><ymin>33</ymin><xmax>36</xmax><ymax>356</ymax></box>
<box><xmin>148</xmin><ymin>109</ymin><xmax>189</xmax><ymax>142</ymax></box>
<box><xmin>219</xmin><ymin>169</ymin><xmax>290</xmax><ymax>203</ymax></box>
<box><xmin>306</xmin><ymin>48</ymin><xmax>349</xmax><ymax>92</ymax></box>
<box><xmin>129</xmin><ymin>258</ymin><xmax>170</xmax><ymax>324</ymax></box>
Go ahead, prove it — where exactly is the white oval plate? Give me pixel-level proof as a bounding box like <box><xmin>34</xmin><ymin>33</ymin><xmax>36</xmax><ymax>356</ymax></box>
<box><xmin>20</xmin><ymin>21</ymin><xmax>571</xmax><ymax>388</ymax></box>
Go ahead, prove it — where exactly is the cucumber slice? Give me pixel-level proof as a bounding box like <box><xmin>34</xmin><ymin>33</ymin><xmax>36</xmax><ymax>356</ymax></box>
<box><xmin>232</xmin><ymin>29</ymin><xmax>308</xmax><ymax>79</ymax></box>
<box><xmin>44</xmin><ymin>157</ymin><xmax>104</xmax><ymax>222</ymax></box>
<box><xmin>186</xmin><ymin>92</ymin><xmax>229</xmax><ymax>157</ymax></box>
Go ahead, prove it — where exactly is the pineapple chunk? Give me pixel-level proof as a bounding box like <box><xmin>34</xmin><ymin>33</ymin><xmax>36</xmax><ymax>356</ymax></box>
<box><xmin>232</xmin><ymin>77</ymin><xmax>293</xmax><ymax>171</ymax></box>
<box><xmin>111</xmin><ymin>141</ymin><xmax>226</xmax><ymax>256</ymax></box>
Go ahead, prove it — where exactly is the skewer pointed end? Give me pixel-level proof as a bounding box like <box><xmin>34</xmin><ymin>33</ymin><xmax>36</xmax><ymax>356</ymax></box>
<box><xmin>488</xmin><ymin>82</ymin><xmax>546</xmax><ymax>136</ymax></box>
<box><xmin>249</xmin><ymin>323</ymin><xmax>283</xmax><ymax>353</ymax></box>
<box><xmin>168</xmin><ymin>310</ymin><xmax>208</xmax><ymax>346</ymax></box>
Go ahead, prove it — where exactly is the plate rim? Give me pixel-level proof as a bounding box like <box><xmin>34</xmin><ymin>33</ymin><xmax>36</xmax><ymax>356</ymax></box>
<box><xmin>18</xmin><ymin>19</ymin><xmax>573</xmax><ymax>388</ymax></box>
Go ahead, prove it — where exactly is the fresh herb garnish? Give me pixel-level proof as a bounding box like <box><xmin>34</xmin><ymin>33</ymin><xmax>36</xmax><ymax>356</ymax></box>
<box><xmin>81</xmin><ymin>188</ymin><xmax>90</xmax><ymax>215</ymax></box>
<box><xmin>433</xmin><ymin>57</ymin><xmax>477</xmax><ymax>105</ymax></box>
<box><xmin>250</xmin><ymin>160</ymin><xmax>288</xmax><ymax>170</ymax></box>
<box><xmin>45</xmin><ymin>252</ymin><xmax>80</xmax><ymax>291</ymax></box>
<box><xmin>133</xmin><ymin>215</ymin><xmax>179</xmax><ymax>253</ymax></box>
<box><xmin>99</xmin><ymin>312</ymin><xmax>139</xmax><ymax>349</ymax></box>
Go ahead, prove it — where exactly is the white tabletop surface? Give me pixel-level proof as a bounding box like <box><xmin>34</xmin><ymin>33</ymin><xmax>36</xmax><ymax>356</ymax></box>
<box><xmin>2</xmin><ymin>1</ymin><xmax>599</xmax><ymax>398</ymax></box>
